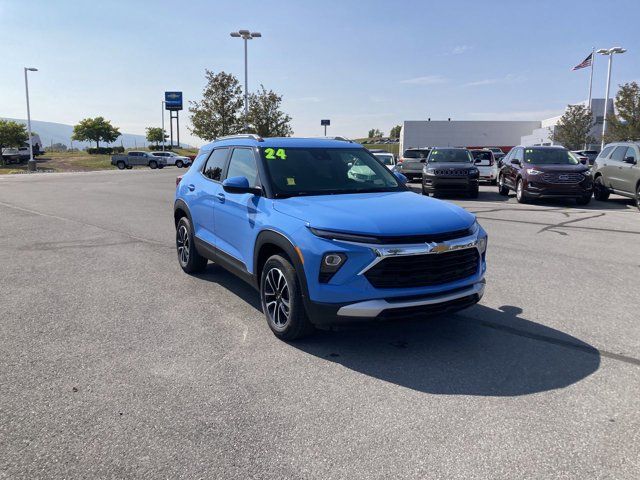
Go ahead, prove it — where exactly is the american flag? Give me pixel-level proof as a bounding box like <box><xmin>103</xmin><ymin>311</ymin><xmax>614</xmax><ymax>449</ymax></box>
<box><xmin>572</xmin><ymin>53</ymin><xmax>593</xmax><ymax>71</ymax></box>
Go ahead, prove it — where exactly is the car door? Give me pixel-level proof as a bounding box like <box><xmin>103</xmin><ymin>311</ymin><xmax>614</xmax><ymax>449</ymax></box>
<box><xmin>506</xmin><ymin>148</ymin><xmax>523</xmax><ymax>188</ymax></box>
<box><xmin>213</xmin><ymin>147</ymin><xmax>264</xmax><ymax>270</ymax></box>
<box><xmin>129</xmin><ymin>152</ymin><xmax>142</xmax><ymax>166</ymax></box>
<box><xmin>189</xmin><ymin>147</ymin><xmax>229</xmax><ymax>248</ymax></box>
<box><xmin>616</xmin><ymin>146</ymin><xmax>639</xmax><ymax>194</ymax></box>
<box><xmin>607</xmin><ymin>146</ymin><xmax>629</xmax><ymax>191</ymax></box>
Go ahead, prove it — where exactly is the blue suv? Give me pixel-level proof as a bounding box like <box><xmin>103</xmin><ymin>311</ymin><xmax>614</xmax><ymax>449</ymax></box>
<box><xmin>174</xmin><ymin>135</ymin><xmax>488</xmax><ymax>339</ymax></box>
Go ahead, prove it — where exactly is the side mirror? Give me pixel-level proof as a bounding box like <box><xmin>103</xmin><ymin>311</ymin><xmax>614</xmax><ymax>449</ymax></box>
<box><xmin>393</xmin><ymin>171</ymin><xmax>408</xmax><ymax>184</ymax></box>
<box><xmin>511</xmin><ymin>159</ymin><xmax>521</xmax><ymax>166</ymax></box>
<box><xmin>222</xmin><ymin>176</ymin><xmax>262</xmax><ymax>195</ymax></box>
<box><xmin>623</xmin><ymin>156</ymin><xmax>637</xmax><ymax>165</ymax></box>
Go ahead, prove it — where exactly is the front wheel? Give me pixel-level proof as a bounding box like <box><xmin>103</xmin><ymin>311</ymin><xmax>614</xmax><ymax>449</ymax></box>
<box><xmin>149</xmin><ymin>160</ymin><xmax>158</xmax><ymax>169</ymax></box>
<box><xmin>593</xmin><ymin>176</ymin><xmax>610</xmax><ymax>201</ymax></box>
<box><xmin>260</xmin><ymin>255</ymin><xmax>314</xmax><ymax>340</ymax></box>
<box><xmin>498</xmin><ymin>174</ymin><xmax>509</xmax><ymax>196</ymax></box>
<box><xmin>176</xmin><ymin>217</ymin><xmax>208</xmax><ymax>273</ymax></box>
<box><xmin>516</xmin><ymin>179</ymin><xmax>528</xmax><ymax>203</ymax></box>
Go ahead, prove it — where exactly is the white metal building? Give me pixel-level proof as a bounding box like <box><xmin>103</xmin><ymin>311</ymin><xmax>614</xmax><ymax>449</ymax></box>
<box><xmin>399</xmin><ymin>120</ymin><xmax>542</xmax><ymax>154</ymax></box>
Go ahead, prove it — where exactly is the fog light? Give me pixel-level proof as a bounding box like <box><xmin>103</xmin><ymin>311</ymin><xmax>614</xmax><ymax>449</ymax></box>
<box><xmin>319</xmin><ymin>253</ymin><xmax>347</xmax><ymax>283</ymax></box>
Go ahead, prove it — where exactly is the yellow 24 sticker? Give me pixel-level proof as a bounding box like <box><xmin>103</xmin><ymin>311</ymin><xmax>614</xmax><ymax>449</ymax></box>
<box><xmin>265</xmin><ymin>148</ymin><xmax>287</xmax><ymax>160</ymax></box>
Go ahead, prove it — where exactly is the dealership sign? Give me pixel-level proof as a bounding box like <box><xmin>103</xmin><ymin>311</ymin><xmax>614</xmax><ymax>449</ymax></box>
<box><xmin>165</xmin><ymin>92</ymin><xmax>183</xmax><ymax>111</ymax></box>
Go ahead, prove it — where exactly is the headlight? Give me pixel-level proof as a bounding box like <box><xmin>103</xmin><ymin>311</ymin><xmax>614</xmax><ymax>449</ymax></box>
<box><xmin>526</xmin><ymin>168</ymin><xmax>543</xmax><ymax>175</ymax></box>
<box><xmin>424</xmin><ymin>167</ymin><xmax>435</xmax><ymax>174</ymax></box>
<box><xmin>469</xmin><ymin>168</ymin><xmax>478</xmax><ymax>174</ymax></box>
<box><xmin>477</xmin><ymin>236</ymin><xmax>487</xmax><ymax>254</ymax></box>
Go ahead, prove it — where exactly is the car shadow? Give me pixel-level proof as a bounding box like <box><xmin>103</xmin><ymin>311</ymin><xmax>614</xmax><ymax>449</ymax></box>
<box><xmin>192</xmin><ymin>265</ymin><xmax>600</xmax><ymax>397</ymax></box>
<box><xmin>291</xmin><ymin>304</ymin><xmax>600</xmax><ymax>397</ymax></box>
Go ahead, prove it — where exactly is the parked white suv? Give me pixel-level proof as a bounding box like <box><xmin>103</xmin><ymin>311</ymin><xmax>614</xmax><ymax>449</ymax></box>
<box><xmin>150</xmin><ymin>151</ymin><xmax>191</xmax><ymax>168</ymax></box>
<box><xmin>470</xmin><ymin>149</ymin><xmax>498</xmax><ymax>185</ymax></box>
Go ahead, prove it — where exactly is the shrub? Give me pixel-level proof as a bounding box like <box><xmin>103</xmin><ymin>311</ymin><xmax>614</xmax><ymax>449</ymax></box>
<box><xmin>87</xmin><ymin>147</ymin><xmax>114</xmax><ymax>155</ymax></box>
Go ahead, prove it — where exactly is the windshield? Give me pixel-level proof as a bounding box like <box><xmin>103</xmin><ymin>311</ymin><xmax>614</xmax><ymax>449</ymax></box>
<box><xmin>403</xmin><ymin>149</ymin><xmax>430</xmax><ymax>159</ymax></box>
<box><xmin>260</xmin><ymin>147</ymin><xmax>402</xmax><ymax>197</ymax></box>
<box><xmin>374</xmin><ymin>153</ymin><xmax>394</xmax><ymax>165</ymax></box>
<box><xmin>525</xmin><ymin>148</ymin><xmax>578</xmax><ymax>165</ymax></box>
<box><xmin>427</xmin><ymin>149</ymin><xmax>473</xmax><ymax>163</ymax></box>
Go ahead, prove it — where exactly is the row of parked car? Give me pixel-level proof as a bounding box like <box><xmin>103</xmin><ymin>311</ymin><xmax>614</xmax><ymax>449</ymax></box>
<box><xmin>387</xmin><ymin>142</ymin><xmax>640</xmax><ymax>210</ymax></box>
<box><xmin>110</xmin><ymin>150</ymin><xmax>193</xmax><ymax>170</ymax></box>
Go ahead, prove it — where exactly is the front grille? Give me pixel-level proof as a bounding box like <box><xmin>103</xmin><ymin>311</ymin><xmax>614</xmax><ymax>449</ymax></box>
<box><xmin>365</xmin><ymin>248</ymin><xmax>479</xmax><ymax>289</ymax></box>
<box><xmin>377</xmin><ymin>294</ymin><xmax>479</xmax><ymax>321</ymax></box>
<box><xmin>541</xmin><ymin>172</ymin><xmax>584</xmax><ymax>184</ymax></box>
<box><xmin>433</xmin><ymin>169</ymin><xmax>469</xmax><ymax>176</ymax></box>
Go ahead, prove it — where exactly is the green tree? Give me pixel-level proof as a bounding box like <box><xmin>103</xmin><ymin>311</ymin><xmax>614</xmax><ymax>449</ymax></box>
<box><xmin>389</xmin><ymin>125</ymin><xmax>402</xmax><ymax>139</ymax></box>
<box><xmin>189</xmin><ymin>70</ymin><xmax>244</xmax><ymax>140</ymax></box>
<box><xmin>548</xmin><ymin>105</ymin><xmax>594</xmax><ymax>150</ymax></box>
<box><xmin>0</xmin><ymin>120</ymin><xmax>29</xmax><ymax>166</ymax></box>
<box><xmin>146</xmin><ymin>127</ymin><xmax>167</xmax><ymax>146</ymax></box>
<box><xmin>367</xmin><ymin>128</ymin><xmax>383</xmax><ymax>139</ymax></box>
<box><xmin>245</xmin><ymin>85</ymin><xmax>293</xmax><ymax>137</ymax></box>
<box><xmin>605</xmin><ymin>81</ymin><xmax>640</xmax><ymax>142</ymax></box>
<box><xmin>71</xmin><ymin>117</ymin><xmax>120</xmax><ymax>148</ymax></box>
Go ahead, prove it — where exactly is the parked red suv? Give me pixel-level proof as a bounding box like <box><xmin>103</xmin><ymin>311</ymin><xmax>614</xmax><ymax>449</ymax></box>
<box><xmin>497</xmin><ymin>146</ymin><xmax>592</xmax><ymax>205</ymax></box>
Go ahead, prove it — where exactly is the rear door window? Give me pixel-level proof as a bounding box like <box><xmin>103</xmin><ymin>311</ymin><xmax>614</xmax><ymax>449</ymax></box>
<box><xmin>610</xmin><ymin>146</ymin><xmax>628</xmax><ymax>163</ymax></box>
<box><xmin>597</xmin><ymin>146</ymin><xmax>614</xmax><ymax>159</ymax></box>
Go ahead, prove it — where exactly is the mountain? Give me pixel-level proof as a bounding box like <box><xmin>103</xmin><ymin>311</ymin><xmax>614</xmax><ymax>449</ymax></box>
<box><xmin>1</xmin><ymin>118</ymin><xmax>191</xmax><ymax>149</ymax></box>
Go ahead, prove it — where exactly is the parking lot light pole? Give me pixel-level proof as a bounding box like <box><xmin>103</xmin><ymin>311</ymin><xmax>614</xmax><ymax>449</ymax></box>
<box><xmin>230</xmin><ymin>30</ymin><xmax>261</xmax><ymax>131</ymax></box>
<box><xmin>24</xmin><ymin>67</ymin><xmax>38</xmax><ymax>172</ymax></box>
<box><xmin>597</xmin><ymin>47</ymin><xmax>626</xmax><ymax>149</ymax></box>
<box><xmin>161</xmin><ymin>100</ymin><xmax>166</xmax><ymax>152</ymax></box>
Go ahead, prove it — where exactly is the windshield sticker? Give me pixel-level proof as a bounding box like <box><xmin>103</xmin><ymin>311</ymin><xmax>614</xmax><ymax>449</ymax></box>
<box><xmin>265</xmin><ymin>148</ymin><xmax>287</xmax><ymax>160</ymax></box>
<box><xmin>286</xmin><ymin>177</ymin><xmax>296</xmax><ymax>186</ymax></box>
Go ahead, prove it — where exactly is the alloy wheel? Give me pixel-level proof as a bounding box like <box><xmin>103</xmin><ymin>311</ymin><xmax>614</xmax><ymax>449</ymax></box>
<box><xmin>177</xmin><ymin>225</ymin><xmax>190</xmax><ymax>265</ymax></box>
<box><xmin>263</xmin><ymin>267</ymin><xmax>291</xmax><ymax>330</ymax></box>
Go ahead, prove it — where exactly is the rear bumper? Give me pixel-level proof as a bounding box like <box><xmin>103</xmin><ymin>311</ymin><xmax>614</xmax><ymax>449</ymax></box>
<box><xmin>305</xmin><ymin>280</ymin><xmax>484</xmax><ymax>326</ymax></box>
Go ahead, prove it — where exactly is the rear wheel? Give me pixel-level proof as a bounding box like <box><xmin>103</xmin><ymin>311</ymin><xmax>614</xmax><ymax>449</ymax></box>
<box><xmin>260</xmin><ymin>255</ymin><xmax>314</xmax><ymax>340</ymax></box>
<box><xmin>116</xmin><ymin>161</ymin><xmax>125</xmax><ymax>170</ymax></box>
<box><xmin>149</xmin><ymin>160</ymin><xmax>158</xmax><ymax>169</ymax></box>
<box><xmin>498</xmin><ymin>174</ymin><xmax>509</xmax><ymax>196</ymax></box>
<box><xmin>516</xmin><ymin>178</ymin><xmax>528</xmax><ymax>203</ymax></box>
<box><xmin>176</xmin><ymin>217</ymin><xmax>208</xmax><ymax>273</ymax></box>
<box><xmin>176</xmin><ymin>160</ymin><xmax>184</xmax><ymax>168</ymax></box>
<box><xmin>593</xmin><ymin>176</ymin><xmax>610</xmax><ymax>201</ymax></box>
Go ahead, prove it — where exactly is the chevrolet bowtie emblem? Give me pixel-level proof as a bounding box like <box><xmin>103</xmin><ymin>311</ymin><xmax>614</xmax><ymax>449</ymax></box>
<box><xmin>428</xmin><ymin>243</ymin><xmax>449</xmax><ymax>253</ymax></box>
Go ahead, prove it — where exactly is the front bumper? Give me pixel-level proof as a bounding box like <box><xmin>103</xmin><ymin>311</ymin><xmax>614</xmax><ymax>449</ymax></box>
<box><xmin>422</xmin><ymin>176</ymin><xmax>479</xmax><ymax>193</ymax></box>
<box><xmin>525</xmin><ymin>180</ymin><xmax>592</xmax><ymax>198</ymax></box>
<box><xmin>306</xmin><ymin>281</ymin><xmax>484</xmax><ymax>325</ymax></box>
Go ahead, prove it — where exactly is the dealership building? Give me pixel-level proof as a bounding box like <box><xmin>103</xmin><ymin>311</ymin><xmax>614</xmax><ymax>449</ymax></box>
<box><xmin>399</xmin><ymin>120</ymin><xmax>541</xmax><ymax>154</ymax></box>
<box><xmin>399</xmin><ymin>98</ymin><xmax>612</xmax><ymax>154</ymax></box>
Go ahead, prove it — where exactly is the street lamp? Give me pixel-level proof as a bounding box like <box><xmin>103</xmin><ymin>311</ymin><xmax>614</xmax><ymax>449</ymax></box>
<box><xmin>230</xmin><ymin>29</ymin><xmax>262</xmax><ymax>130</ymax></box>
<box><xmin>161</xmin><ymin>100</ymin><xmax>166</xmax><ymax>151</ymax></box>
<box><xmin>597</xmin><ymin>47</ymin><xmax>626</xmax><ymax>149</ymax></box>
<box><xmin>24</xmin><ymin>67</ymin><xmax>38</xmax><ymax>172</ymax></box>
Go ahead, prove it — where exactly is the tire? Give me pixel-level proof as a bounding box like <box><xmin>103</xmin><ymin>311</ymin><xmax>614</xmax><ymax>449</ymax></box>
<box><xmin>593</xmin><ymin>175</ymin><xmax>610</xmax><ymax>201</ymax></box>
<box><xmin>176</xmin><ymin>217</ymin><xmax>208</xmax><ymax>274</ymax></box>
<box><xmin>260</xmin><ymin>255</ymin><xmax>314</xmax><ymax>340</ymax></box>
<box><xmin>468</xmin><ymin>187</ymin><xmax>479</xmax><ymax>199</ymax></box>
<box><xmin>498</xmin><ymin>174</ymin><xmax>509</xmax><ymax>196</ymax></box>
<box><xmin>636</xmin><ymin>184</ymin><xmax>640</xmax><ymax>212</ymax></box>
<box><xmin>576</xmin><ymin>194</ymin><xmax>591</xmax><ymax>206</ymax></box>
<box><xmin>516</xmin><ymin>178</ymin><xmax>528</xmax><ymax>204</ymax></box>
<box><xmin>116</xmin><ymin>161</ymin><xmax>125</xmax><ymax>170</ymax></box>
<box><xmin>176</xmin><ymin>160</ymin><xmax>184</xmax><ymax>168</ymax></box>
<box><xmin>421</xmin><ymin>183</ymin><xmax>429</xmax><ymax>196</ymax></box>
<box><xmin>149</xmin><ymin>160</ymin><xmax>158</xmax><ymax>169</ymax></box>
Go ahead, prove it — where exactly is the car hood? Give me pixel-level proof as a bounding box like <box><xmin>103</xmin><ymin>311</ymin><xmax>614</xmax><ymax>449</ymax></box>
<box><xmin>273</xmin><ymin>191</ymin><xmax>475</xmax><ymax>236</ymax></box>
<box><xmin>427</xmin><ymin>162</ymin><xmax>474</xmax><ymax>170</ymax></box>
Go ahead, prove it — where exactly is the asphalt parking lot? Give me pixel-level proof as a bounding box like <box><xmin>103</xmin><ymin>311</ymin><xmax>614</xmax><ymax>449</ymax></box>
<box><xmin>1</xmin><ymin>169</ymin><xmax>639</xmax><ymax>479</ymax></box>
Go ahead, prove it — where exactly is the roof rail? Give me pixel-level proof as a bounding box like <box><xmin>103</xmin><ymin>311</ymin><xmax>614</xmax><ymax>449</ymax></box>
<box><xmin>215</xmin><ymin>134</ymin><xmax>264</xmax><ymax>142</ymax></box>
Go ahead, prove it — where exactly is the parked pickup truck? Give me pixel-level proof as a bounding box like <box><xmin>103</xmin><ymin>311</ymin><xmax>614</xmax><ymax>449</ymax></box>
<box><xmin>111</xmin><ymin>151</ymin><xmax>167</xmax><ymax>170</ymax></box>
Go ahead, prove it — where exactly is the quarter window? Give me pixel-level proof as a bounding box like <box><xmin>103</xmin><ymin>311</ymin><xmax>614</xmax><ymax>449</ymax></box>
<box><xmin>203</xmin><ymin>148</ymin><xmax>228</xmax><ymax>181</ymax></box>
<box><xmin>226</xmin><ymin>148</ymin><xmax>259</xmax><ymax>186</ymax></box>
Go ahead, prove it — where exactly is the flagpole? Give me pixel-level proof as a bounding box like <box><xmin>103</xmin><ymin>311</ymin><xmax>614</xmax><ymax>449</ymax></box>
<box><xmin>586</xmin><ymin>47</ymin><xmax>595</xmax><ymax>149</ymax></box>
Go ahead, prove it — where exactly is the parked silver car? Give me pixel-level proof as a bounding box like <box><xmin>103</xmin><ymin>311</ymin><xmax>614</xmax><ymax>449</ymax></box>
<box><xmin>592</xmin><ymin>142</ymin><xmax>640</xmax><ymax>210</ymax></box>
<box><xmin>150</xmin><ymin>151</ymin><xmax>191</xmax><ymax>168</ymax></box>
<box><xmin>396</xmin><ymin>148</ymin><xmax>431</xmax><ymax>181</ymax></box>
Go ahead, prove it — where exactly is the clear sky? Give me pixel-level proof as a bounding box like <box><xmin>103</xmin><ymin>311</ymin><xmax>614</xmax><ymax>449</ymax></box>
<box><xmin>1</xmin><ymin>0</ymin><xmax>639</xmax><ymax>147</ymax></box>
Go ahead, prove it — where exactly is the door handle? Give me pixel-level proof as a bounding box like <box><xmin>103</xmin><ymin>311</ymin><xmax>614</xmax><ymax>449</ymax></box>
<box><xmin>188</xmin><ymin>184</ymin><xmax>195</xmax><ymax>191</ymax></box>
<box><xmin>217</xmin><ymin>192</ymin><xmax>225</xmax><ymax>202</ymax></box>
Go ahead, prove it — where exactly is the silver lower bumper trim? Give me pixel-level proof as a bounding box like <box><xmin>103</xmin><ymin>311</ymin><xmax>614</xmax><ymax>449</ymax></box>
<box><xmin>336</xmin><ymin>281</ymin><xmax>485</xmax><ymax>318</ymax></box>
